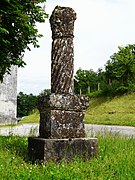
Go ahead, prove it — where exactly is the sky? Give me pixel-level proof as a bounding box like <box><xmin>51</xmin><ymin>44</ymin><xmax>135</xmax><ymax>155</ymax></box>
<box><xmin>17</xmin><ymin>0</ymin><xmax>135</xmax><ymax>95</ymax></box>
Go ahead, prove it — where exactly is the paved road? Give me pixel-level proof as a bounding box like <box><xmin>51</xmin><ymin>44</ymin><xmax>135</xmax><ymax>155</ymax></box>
<box><xmin>0</xmin><ymin>124</ymin><xmax>39</xmax><ymax>137</ymax></box>
<box><xmin>85</xmin><ymin>124</ymin><xmax>135</xmax><ymax>137</ymax></box>
<box><xmin>0</xmin><ymin>123</ymin><xmax>135</xmax><ymax>137</ymax></box>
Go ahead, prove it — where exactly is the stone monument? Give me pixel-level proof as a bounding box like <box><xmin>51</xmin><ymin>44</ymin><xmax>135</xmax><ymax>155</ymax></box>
<box><xmin>0</xmin><ymin>66</ymin><xmax>17</xmax><ymax>125</ymax></box>
<box><xmin>28</xmin><ymin>6</ymin><xmax>98</xmax><ymax>163</ymax></box>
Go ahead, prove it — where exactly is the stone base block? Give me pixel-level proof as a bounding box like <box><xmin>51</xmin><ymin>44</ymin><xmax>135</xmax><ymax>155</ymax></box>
<box><xmin>38</xmin><ymin>94</ymin><xmax>89</xmax><ymax>139</ymax></box>
<box><xmin>28</xmin><ymin>137</ymin><xmax>98</xmax><ymax>164</ymax></box>
<box><xmin>39</xmin><ymin>109</ymin><xmax>85</xmax><ymax>138</ymax></box>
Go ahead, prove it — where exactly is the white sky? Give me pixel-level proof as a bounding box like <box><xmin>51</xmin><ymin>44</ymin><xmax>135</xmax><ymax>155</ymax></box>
<box><xmin>17</xmin><ymin>0</ymin><xmax>135</xmax><ymax>95</ymax></box>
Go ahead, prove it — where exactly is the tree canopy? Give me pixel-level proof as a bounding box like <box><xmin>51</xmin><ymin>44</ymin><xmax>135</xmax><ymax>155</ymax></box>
<box><xmin>105</xmin><ymin>45</ymin><xmax>135</xmax><ymax>85</ymax></box>
<box><xmin>74</xmin><ymin>44</ymin><xmax>135</xmax><ymax>96</ymax></box>
<box><xmin>17</xmin><ymin>92</ymin><xmax>38</xmax><ymax>117</ymax></box>
<box><xmin>104</xmin><ymin>44</ymin><xmax>135</xmax><ymax>94</ymax></box>
<box><xmin>0</xmin><ymin>0</ymin><xmax>48</xmax><ymax>81</ymax></box>
<box><xmin>74</xmin><ymin>68</ymin><xmax>98</xmax><ymax>95</ymax></box>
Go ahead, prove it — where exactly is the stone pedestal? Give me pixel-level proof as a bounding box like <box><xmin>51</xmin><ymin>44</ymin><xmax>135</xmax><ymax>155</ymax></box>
<box><xmin>38</xmin><ymin>94</ymin><xmax>89</xmax><ymax>139</ymax></box>
<box><xmin>28</xmin><ymin>92</ymin><xmax>98</xmax><ymax>163</ymax></box>
<box><xmin>28</xmin><ymin>138</ymin><xmax>98</xmax><ymax>164</ymax></box>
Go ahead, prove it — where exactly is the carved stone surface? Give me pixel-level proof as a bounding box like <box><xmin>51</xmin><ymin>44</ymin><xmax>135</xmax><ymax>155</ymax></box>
<box><xmin>39</xmin><ymin>109</ymin><xmax>85</xmax><ymax>139</ymax></box>
<box><xmin>50</xmin><ymin>6</ymin><xmax>76</xmax><ymax>39</ymax></box>
<box><xmin>38</xmin><ymin>94</ymin><xmax>89</xmax><ymax>111</ymax></box>
<box><xmin>50</xmin><ymin>6</ymin><xmax>76</xmax><ymax>94</ymax></box>
<box><xmin>28</xmin><ymin>137</ymin><xmax>98</xmax><ymax>164</ymax></box>
<box><xmin>50</xmin><ymin>110</ymin><xmax>85</xmax><ymax>138</ymax></box>
<box><xmin>38</xmin><ymin>94</ymin><xmax>89</xmax><ymax>138</ymax></box>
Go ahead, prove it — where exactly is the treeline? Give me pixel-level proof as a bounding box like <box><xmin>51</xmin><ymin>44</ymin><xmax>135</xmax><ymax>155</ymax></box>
<box><xmin>17</xmin><ymin>89</ymin><xmax>51</xmax><ymax>117</ymax></box>
<box><xmin>74</xmin><ymin>44</ymin><xmax>135</xmax><ymax>96</ymax></box>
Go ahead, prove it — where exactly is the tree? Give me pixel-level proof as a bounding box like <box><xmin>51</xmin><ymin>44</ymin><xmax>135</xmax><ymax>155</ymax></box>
<box><xmin>105</xmin><ymin>44</ymin><xmax>135</xmax><ymax>94</ymax></box>
<box><xmin>17</xmin><ymin>92</ymin><xmax>38</xmax><ymax>117</ymax></box>
<box><xmin>96</xmin><ymin>68</ymin><xmax>106</xmax><ymax>91</ymax></box>
<box><xmin>0</xmin><ymin>0</ymin><xmax>48</xmax><ymax>81</ymax></box>
<box><xmin>74</xmin><ymin>68</ymin><xmax>97</xmax><ymax>95</ymax></box>
<box><xmin>85</xmin><ymin>69</ymin><xmax>97</xmax><ymax>93</ymax></box>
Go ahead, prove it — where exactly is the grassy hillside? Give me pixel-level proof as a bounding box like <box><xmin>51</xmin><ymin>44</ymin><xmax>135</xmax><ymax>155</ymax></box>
<box><xmin>18</xmin><ymin>111</ymin><xmax>40</xmax><ymax>124</ymax></box>
<box><xmin>20</xmin><ymin>93</ymin><xmax>135</xmax><ymax>127</ymax></box>
<box><xmin>85</xmin><ymin>93</ymin><xmax>135</xmax><ymax>126</ymax></box>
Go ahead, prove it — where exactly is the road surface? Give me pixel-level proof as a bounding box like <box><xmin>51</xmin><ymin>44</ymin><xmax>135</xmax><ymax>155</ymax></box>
<box><xmin>0</xmin><ymin>124</ymin><xmax>135</xmax><ymax>137</ymax></box>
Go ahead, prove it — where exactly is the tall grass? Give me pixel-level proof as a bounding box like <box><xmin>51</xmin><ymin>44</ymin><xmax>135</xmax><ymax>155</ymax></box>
<box><xmin>0</xmin><ymin>133</ymin><xmax>134</xmax><ymax>179</ymax></box>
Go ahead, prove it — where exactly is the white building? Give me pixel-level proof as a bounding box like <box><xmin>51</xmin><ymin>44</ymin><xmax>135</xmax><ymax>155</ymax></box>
<box><xmin>0</xmin><ymin>66</ymin><xmax>17</xmax><ymax>125</ymax></box>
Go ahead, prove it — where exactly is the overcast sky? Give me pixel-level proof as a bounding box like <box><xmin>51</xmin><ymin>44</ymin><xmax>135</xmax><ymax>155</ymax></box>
<box><xmin>17</xmin><ymin>0</ymin><xmax>135</xmax><ymax>95</ymax></box>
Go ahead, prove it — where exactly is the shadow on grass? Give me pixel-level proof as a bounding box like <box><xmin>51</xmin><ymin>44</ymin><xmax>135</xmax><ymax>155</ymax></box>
<box><xmin>88</xmin><ymin>96</ymin><xmax>111</xmax><ymax>109</ymax></box>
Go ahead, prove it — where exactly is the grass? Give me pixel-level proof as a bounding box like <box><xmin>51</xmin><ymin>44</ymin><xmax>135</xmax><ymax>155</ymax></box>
<box><xmin>18</xmin><ymin>110</ymin><xmax>40</xmax><ymax>124</ymax></box>
<box><xmin>85</xmin><ymin>93</ymin><xmax>135</xmax><ymax>126</ymax></box>
<box><xmin>0</xmin><ymin>133</ymin><xmax>134</xmax><ymax>179</ymax></box>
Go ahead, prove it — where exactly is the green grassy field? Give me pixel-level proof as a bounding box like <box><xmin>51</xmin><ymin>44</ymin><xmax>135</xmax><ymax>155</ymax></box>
<box><xmin>18</xmin><ymin>93</ymin><xmax>135</xmax><ymax>127</ymax></box>
<box><xmin>18</xmin><ymin>111</ymin><xmax>40</xmax><ymax>124</ymax></box>
<box><xmin>0</xmin><ymin>133</ymin><xmax>134</xmax><ymax>179</ymax></box>
<box><xmin>85</xmin><ymin>93</ymin><xmax>135</xmax><ymax>126</ymax></box>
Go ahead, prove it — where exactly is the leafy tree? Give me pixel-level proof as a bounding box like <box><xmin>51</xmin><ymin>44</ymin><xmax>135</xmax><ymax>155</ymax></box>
<box><xmin>105</xmin><ymin>44</ymin><xmax>135</xmax><ymax>94</ymax></box>
<box><xmin>17</xmin><ymin>92</ymin><xmax>38</xmax><ymax>117</ymax></box>
<box><xmin>75</xmin><ymin>44</ymin><xmax>135</xmax><ymax>96</ymax></box>
<box><xmin>74</xmin><ymin>68</ymin><xmax>97</xmax><ymax>95</ymax></box>
<box><xmin>0</xmin><ymin>0</ymin><xmax>48</xmax><ymax>81</ymax></box>
<box><xmin>96</xmin><ymin>68</ymin><xmax>106</xmax><ymax>91</ymax></box>
<box><xmin>74</xmin><ymin>68</ymin><xmax>87</xmax><ymax>95</ymax></box>
<box><xmin>85</xmin><ymin>69</ymin><xmax>98</xmax><ymax>93</ymax></box>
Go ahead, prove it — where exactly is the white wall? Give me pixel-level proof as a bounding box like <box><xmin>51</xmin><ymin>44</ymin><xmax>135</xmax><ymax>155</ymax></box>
<box><xmin>0</xmin><ymin>66</ymin><xmax>17</xmax><ymax>124</ymax></box>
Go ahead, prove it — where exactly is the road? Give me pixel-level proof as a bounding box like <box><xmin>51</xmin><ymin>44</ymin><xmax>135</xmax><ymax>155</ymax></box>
<box><xmin>85</xmin><ymin>124</ymin><xmax>135</xmax><ymax>137</ymax></box>
<box><xmin>0</xmin><ymin>123</ymin><xmax>135</xmax><ymax>138</ymax></box>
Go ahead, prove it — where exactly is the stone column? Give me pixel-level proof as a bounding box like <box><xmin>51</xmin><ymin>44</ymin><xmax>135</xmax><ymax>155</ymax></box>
<box><xmin>28</xmin><ymin>6</ymin><xmax>98</xmax><ymax>164</ymax></box>
<box><xmin>50</xmin><ymin>6</ymin><xmax>76</xmax><ymax>94</ymax></box>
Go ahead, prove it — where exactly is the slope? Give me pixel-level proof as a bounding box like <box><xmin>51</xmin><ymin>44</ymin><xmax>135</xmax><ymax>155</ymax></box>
<box><xmin>85</xmin><ymin>93</ymin><xmax>135</xmax><ymax>126</ymax></box>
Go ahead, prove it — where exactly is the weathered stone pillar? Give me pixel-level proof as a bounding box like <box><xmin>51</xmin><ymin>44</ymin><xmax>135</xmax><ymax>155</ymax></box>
<box><xmin>28</xmin><ymin>6</ymin><xmax>98</xmax><ymax>164</ymax></box>
<box><xmin>50</xmin><ymin>6</ymin><xmax>76</xmax><ymax>94</ymax></box>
